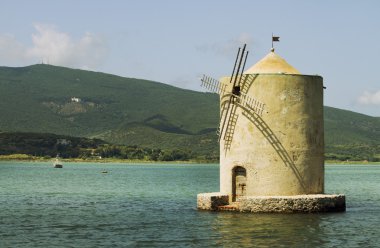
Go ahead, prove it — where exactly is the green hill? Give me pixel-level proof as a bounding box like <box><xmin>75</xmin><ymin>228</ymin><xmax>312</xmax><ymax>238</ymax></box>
<box><xmin>0</xmin><ymin>132</ymin><xmax>198</xmax><ymax>161</ymax></box>
<box><xmin>0</xmin><ymin>64</ymin><xmax>219</xmax><ymax>157</ymax></box>
<box><xmin>0</xmin><ymin>132</ymin><xmax>105</xmax><ymax>158</ymax></box>
<box><xmin>324</xmin><ymin>106</ymin><xmax>380</xmax><ymax>161</ymax></box>
<box><xmin>0</xmin><ymin>64</ymin><xmax>379</xmax><ymax>161</ymax></box>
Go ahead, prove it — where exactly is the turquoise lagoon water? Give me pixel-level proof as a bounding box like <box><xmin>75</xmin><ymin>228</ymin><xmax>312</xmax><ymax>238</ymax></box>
<box><xmin>0</xmin><ymin>162</ymin><xmax>379</xmax><ymax>247</ymax></box>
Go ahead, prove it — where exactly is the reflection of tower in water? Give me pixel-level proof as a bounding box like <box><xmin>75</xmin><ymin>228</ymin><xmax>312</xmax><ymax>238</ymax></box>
<box><xmin>211</xmin><ymin>213</ymin><xmax>326</xmax><ymax>247</ymax></box>
<box><xmin>198</xmin><ymin>41</ymin><xmax>345</xmax><ymax>213</ymax></box>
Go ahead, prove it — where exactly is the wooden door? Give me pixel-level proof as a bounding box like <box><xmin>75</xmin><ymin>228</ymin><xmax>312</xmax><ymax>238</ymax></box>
<box><xmin>233</xmin><ymin>166</ymin><xmax>247</xmax><ymax>201</ymax></box>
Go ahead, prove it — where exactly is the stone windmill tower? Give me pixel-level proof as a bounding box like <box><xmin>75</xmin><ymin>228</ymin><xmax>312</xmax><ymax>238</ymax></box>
<box><xmin>197</xmin><ymin>41</ymin><xmax>345</xmax><ymax>213</ymax></box>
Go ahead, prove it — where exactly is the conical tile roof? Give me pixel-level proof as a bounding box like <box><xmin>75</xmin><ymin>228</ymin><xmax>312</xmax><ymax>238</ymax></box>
<box><xmin>244</xmin><ymin>49</ymin><xmax>300</xmax><ymax>74</ymax></box>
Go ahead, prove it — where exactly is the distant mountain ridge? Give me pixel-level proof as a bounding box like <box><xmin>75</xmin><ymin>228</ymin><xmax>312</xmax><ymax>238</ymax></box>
<box><xmin>324</xmin><ymin>106</ymin><xmax>380</xmax><ymax>161</ymax></box>
<box><xmin>0</xmin><ymin>64</ymin><xmax>219</xmax><ymax>156</ymax></box>
<box><xmin>0</xmin><ymin>64</ymin><xmax>379</xmax><ymax>160</ymax></box>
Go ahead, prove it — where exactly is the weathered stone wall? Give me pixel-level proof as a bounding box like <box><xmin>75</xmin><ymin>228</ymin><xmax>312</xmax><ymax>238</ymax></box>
<box><xmin>197</xmin><ymin>193</ymin><xmax>229</xmax><ymax>210</ymax></box>
<box><xmin>238</xmin><ymin>194</ymin><xmax>345</xmax><ymax>213</ymax></box>
<box><xmin>197</xmin><ymin>193</ymin><xmax>345</xmax><ymax>213</ymax></box>
<box><xmin>198</xmin><ymin>51</ymin><xmax>346</xmax><ymax>214</ymax></box>
<box><xmin>219</xmin><ymin>74</ymin><xmax>324</xmax><ymax>199</ymax></box>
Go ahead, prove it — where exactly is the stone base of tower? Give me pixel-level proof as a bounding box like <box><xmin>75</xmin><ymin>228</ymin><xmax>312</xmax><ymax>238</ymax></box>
<box><xmin>197</xmin><ymin>193</ymin><xmax>346</xmax><ymax>213</ymax></box>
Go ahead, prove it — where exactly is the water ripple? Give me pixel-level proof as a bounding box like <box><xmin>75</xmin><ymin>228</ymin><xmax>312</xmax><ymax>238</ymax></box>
<box><xmin>0</xmin><ymin>163</ymin><xmax>379</xmax><ymax>247</ymax></box>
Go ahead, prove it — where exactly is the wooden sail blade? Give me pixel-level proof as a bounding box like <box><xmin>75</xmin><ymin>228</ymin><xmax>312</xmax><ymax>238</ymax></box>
<box><xmin>200</xmin><ymin>74</ymin><xmax>227</xmax><ymax>95</ymax></box>
<box><xmin>218</xmin><ymin>95</ymin><xmax>238</xmax><ymax>143</ymax></box>
<box><xmin>218</xmin><ymin>95</ymin><xmax>234</xmax><ymax>142</ymax></box>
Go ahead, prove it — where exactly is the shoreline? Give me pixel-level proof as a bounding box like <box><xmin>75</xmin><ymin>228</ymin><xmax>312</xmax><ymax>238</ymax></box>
<box><xmin>0</xmin><ymin>154</ymin><xmax>218</xmax><ymax>164</ymax></box>
<box><xmin>0</xmin><ymin>154</ymin><xmax>378</xmax><ymax>165</ymax></box>
<box><xmin>325</xmin><ymin>160</ymin><xmax>380</xmax><ymax>165</ymax></box>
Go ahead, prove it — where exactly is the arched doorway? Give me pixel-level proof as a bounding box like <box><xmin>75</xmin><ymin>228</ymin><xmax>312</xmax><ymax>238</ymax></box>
<box><xmin>232</xmin><ymin>166</ymin><xmax>247</xmax><ymax>201</ymax></box>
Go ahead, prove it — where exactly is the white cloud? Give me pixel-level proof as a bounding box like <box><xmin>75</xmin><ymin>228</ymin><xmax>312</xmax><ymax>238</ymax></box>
<box><xmin>0</xmin><ymin>24</ymin><xmax>107</xmax><ymax>70</ymax></box>
<box><xmin>357</xmin><ymin>90</ymin><xmax>380</xmax><ymax>105</ymax></box>
<box><xmin>196</xmin><ymin>33</ymin><xmax>254</xmax><ymax>58</ymax></box>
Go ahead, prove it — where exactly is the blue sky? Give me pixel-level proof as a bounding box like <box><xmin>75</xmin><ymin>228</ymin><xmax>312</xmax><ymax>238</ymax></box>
<box><xmin>1</xmin><ymin>0</ymin><xmax>380</xmax><ymax>116</ymax></box>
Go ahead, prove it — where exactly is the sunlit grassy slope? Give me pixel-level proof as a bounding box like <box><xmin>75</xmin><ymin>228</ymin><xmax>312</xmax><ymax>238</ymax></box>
<box><xmin>0</xmin><ymin>64</ymin><xmax>379</xmax><ymax>159</ymax></box>
<box><xmin>0</xmin><ymin>64</ymin><xmax>219</xmax><ymax>155</ymax></box>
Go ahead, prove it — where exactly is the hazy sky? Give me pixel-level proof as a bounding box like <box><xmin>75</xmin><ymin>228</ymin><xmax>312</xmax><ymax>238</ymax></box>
<box><xmin>1</xmin><ymin>0</ymin><xmax>379</xmax><ymax>116</ymax></box>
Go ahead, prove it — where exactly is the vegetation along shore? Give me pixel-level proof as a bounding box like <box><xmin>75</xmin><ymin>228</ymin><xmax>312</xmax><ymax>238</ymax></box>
<box><xmin>0</xmin><ymin>65</ymin><xmax>379</xmax><ymax>162</ymax></box>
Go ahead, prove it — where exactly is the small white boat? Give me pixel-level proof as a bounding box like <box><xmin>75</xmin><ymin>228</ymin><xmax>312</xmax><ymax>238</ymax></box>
<box><xmin>53</xmin><ymin>155</ymin><xmax>63</xmax><ymax>168</ymax></box>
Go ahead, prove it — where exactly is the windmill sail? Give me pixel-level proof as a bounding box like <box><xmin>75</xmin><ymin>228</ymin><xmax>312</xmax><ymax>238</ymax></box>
<box><xmin>220</xmin><ymin>98</ymin><xmax>239</xmax><ymax>150</ymax></box>
<box><xmin>200</xmin><ymin>44</ymin><xmax>266</xmax><ymax>151</ymax></box>
<box><xmin>200</xmin><ymin>75</ymin><xmax>227</xmax><ymax>95</ymax></box>
<box><xmin>218</xmin><ymin>44</ymin><xmax>248</xmax><ymax>147</ymax></box>
<box><xmin>232</xmin><ymin>45</ymin><xmax>247</xmax><ymax>90</ymax></box>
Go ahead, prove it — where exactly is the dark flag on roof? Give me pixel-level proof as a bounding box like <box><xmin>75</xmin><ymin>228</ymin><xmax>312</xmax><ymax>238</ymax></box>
<box><xmin>272</xmin><ymin>36</ymin><xmax>280</xmax><ymax>42</ymax></box>
<box><xmin>272</xmin><ymin>34</ymin><xmax>280</xmax><ymax>49</ymax></box>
